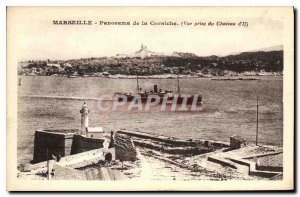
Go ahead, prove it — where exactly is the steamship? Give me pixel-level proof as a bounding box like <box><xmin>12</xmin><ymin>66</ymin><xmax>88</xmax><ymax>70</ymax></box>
<box><xmin>114</xmin><ymin>75</ymin><xmax>203</xmax><ymax>106</ymax></box>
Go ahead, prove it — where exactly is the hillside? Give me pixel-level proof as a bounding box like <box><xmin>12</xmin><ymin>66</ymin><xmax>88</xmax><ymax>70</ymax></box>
<box><xmin>18</xmin><ymin>49</ymin><xmax>283</xmax><ymax>76</ymax></box>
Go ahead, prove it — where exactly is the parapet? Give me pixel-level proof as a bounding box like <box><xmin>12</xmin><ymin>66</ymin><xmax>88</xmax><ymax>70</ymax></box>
<box><xmin>32</xmin><ymin>129</ymin><xmax>77</xmax><ymax>163</ymax></box>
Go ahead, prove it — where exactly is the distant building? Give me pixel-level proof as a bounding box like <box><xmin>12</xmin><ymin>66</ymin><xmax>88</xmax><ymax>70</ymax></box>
<box><xmin>134</xmin><ymin>44</ymin><xmax>154</xmax><ymax>58</ymax></box>
<box><xmin>115</xmin><ymin>44</ymin><xmax>164</xmax><ymax>58</ymax></box>
<box><xmin>86</xmin><ymin>127</ymin><xmax>104</xmax><ymax>138</ymax></box>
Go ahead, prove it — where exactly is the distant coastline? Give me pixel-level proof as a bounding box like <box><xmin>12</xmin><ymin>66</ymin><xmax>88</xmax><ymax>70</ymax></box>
<box><xmin>18</xmin><ymin>72</ymin><xmax>282</xmax><ymax>80</ymax></box>
<box><xmin>18</xmin><ymin>45</ymin><xmax>283</xmax><ymax>78</ymax></box>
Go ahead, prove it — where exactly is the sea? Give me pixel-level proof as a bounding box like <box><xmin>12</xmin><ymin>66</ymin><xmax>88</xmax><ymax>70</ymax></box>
<box><xmin>17</xmin><ymin>76</ymin><xmax>283</xmax><ymax>164</ymax></box>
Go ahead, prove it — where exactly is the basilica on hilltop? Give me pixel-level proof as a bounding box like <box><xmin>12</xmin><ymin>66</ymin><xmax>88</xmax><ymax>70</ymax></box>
<box><xmin>116</xmin><ymin>44</ymin><xmax>164</xmax><ymax>58</ymax></box>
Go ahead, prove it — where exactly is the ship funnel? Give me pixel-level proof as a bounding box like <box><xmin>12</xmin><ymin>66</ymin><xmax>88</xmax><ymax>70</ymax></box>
<box><xmin>154</xmin><ymin>85</ymin><xmax>158</xmax><ymax>93</ymax></box>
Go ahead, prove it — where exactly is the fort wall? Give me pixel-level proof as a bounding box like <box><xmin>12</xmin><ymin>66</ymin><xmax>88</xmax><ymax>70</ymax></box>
<box><xmin>70</xmin><ymin>134</ymin><xmax>106</xmax><ymax>155</ymax></box>
<box><xmin>32</xmin><ymin>130</ymin><xmax>108</xmax><ymax>163</ymax></box>
<box><xmin>32</xmin><ymin>130</ymin><xmax>75</xmax><ymax>163</ymax></box>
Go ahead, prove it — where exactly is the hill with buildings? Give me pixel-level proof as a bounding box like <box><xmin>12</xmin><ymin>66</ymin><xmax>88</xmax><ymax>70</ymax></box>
<box><xmin>18</xmin><ymin>45</ymin><xmax>283</xmax><ymax>77</ymax></box>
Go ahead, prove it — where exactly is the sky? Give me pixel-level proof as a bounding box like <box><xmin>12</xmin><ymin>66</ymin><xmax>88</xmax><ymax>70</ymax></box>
<box><xmin>8</xmin><ymin>7</ymin><xmax>285</xmax><ymax>60</ymax></box>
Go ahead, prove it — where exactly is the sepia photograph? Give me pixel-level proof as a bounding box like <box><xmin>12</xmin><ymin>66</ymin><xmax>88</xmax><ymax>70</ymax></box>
<box><xmin>6</xmin><ymin>6</ymin><xmax>294</xmax><ymax>191</ymax></box>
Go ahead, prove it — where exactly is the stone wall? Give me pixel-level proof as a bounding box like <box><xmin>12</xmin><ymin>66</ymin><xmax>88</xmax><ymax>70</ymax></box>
<box><xmin>70</xmin><ymin>134</ymin><xmax>106</xmax><ymax>155</ymax></box>
<box><xmin>114</xmin><ymin>134</ymin><xmax>137</xmax><ymax>162</ymax></box>
<box><xmin>59</xmin><ymin>148</ymin><xmax>115</xmax><ymax>168</ymax></box>
<box><xmin>21</xmin><ymin>148</ymin><xmax>116</xmax><ymax>173</ymax></box>
<box><xmin>32</xmin><ymin>130</ymin><xmax>74</xmax><ymax>163</ymax></box>
<box><xmin>32</xmin><ymin>130</ymin><xmax>109</xmax><ymax>163</ymax></box>
<box><xmin>118</xmin><ymin>129</ymin><xmax>229</xmax><ymax>148</ymax></box>
<box><xmin>255</xmin><ymin>165</ymin><xmax>283</xmax><ymax>172</ymax></box>
<box><xmin>133</xmin><ymin>140</ymin><xmax>212</xmax><ymax>156</ymax></box>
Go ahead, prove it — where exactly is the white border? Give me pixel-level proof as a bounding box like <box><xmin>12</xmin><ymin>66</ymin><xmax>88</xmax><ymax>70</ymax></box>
<box><xmin>1</xmin><ymin>0</ymin><xmax>298</xmax><ymax>196</ymax></box>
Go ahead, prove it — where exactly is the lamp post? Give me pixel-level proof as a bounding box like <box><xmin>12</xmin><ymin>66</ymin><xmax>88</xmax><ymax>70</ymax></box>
<box><xmin>255</xmin><ymin>79</ymin><xmax>261</xmax><ymax>146</ymax></box>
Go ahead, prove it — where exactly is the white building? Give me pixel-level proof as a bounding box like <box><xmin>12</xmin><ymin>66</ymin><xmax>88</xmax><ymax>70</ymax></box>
<box><xmin>115</xmin><ymin>44</ymin><xmax>164</xmax><ymax>58</ymax></box>
<box><xmin>86</xmin><ymin>127</ymin><xmax>104</xmax><ymax>138</ymax></box>
<box><xmin>134</xmin><ymin>44</ymin><xmax>158</xmax><ymax>58</ymax></box>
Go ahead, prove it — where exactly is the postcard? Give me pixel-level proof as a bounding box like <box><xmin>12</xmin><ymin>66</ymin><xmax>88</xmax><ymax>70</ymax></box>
<box><xmin>7</xmin><ymin>6</ymin><xmax>294</xmax><ymax>191</ymax></box>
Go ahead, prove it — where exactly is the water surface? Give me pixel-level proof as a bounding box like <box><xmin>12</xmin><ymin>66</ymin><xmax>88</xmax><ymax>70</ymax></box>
<box><xmin>18</xmin><ymin>76</ymin><xmax>283</xmax><ymax>164</ymax></box>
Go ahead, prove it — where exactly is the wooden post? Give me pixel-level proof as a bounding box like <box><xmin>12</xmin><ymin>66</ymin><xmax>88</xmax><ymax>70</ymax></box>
<box><xmin>136</xmin><ymin>74</ymin><xmax>139</xmax><ymax>93</ymax></box>
<box><xmin>47</xmin><ymin>148</ymin><xmax>50</xmax><ymax>180</ymax></box>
